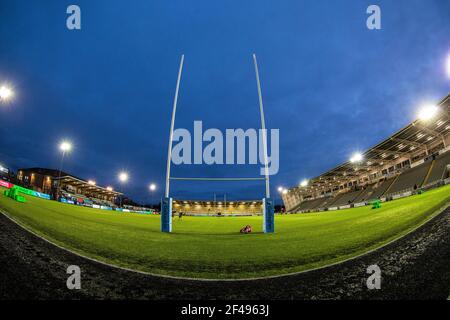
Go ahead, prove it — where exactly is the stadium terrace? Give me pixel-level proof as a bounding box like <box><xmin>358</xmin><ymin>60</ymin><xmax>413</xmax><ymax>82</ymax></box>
<box><xmin>173</xmin><ymin>199</ymin><xmax>263</xmax><ymax>216</ymax></box>
<box><xmin>3</xmin><ymin>167</ymin><xmax>152</xmax><ymax>213</ymax></box>
<box><xmin>283</xmin><ymin>94</ymin><xmax>450</xmax><ymax>213</ymax></box>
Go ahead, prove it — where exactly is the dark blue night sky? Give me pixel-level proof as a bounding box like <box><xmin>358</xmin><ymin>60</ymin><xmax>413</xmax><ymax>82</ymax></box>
<box><xmin>0</xmin><ymin>0</ymin><xmax>449</xmax><ymax>204</ymax></box>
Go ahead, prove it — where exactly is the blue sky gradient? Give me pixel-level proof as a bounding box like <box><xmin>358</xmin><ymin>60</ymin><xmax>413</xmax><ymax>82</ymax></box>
<box><xmin>0</xmin><ymin>0</ymin><xmax>449</xmax><ymax>203</ymax></box>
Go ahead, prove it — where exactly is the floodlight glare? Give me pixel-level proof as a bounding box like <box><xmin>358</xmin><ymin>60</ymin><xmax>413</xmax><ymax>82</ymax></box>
<box><xmin>88</xmin><ymin>180</ymin><xmax>96</xmax><ymax>185</ymax></box>
<box><xmin>350</xmin><ymin>152</ymin><xmax>363</xmax><ymax>163</ymax></box>
<box><xmin>0</xmin><ymin>85</ymin><xmax>13</xmax><ymax>101</ymax></box>
<box><xmin>277</xmin><ymin>186</ymin><xmax>283</xmax><ymax>192</ymax></box>
<box><xmin>118</xmin><ymin>172</ymin><xmax>129</xmax><ymax>183</ymax></box>
<box><xmin>149</xmin><ymin>183</ymin><xmax>156</xmax><ymax>191</ymax></box>
<box><xmin>300</xmin><ymin>179</ymin><xmax>309</xmax><ymax>187</ymax></box>
<box><xmin>282</xmin><ymin>189</ymin><xmax>288</xmax><ymax>195</ymax></box>
<box><xmin>59</xmin><ymin>141</ymin><xmax>72</xmax><ymax>153</ymax></box>
<box><xmin>106</xmin><ymin>186</ymin><xmax>113</xmax><ymax>191</ymax></box>
<box><xmin>417</xmin><ymin>104</ymin><xmax>438</xmax><ymax>121</ymax></box>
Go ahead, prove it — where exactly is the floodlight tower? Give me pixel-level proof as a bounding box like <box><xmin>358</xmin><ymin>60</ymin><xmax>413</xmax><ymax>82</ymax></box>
<box><xmin>149</xmin><ymin>183</ymin><xmax>156</xmax><ymax>209</ymax></box>
<box><xmin>56</xmin><ymin>140</ymin><xmax>72</xmax><ymax>200</ymax></box>
<box><xmin>350</xmin><ymin>152</ymin><xmax>363</xmax><ymax>164</ymax></box>
<box><xmin>417</xmin><ymin>104</ymin><xmax>438</xmax><ymax>121</ymax></box>
<box><xmin>417</xmin><ymin>103</ymin><xmax>446</xmax><ymax>147</ymax></box>
<box><xmin>277</xmin><ymin>186</ymin><xmax>285</xmax><ymax>213</ymax></box>
<box><xmin>118</xmin><ymin>171</ymin><xmax>129</xmax><ymax>207</ymax></box>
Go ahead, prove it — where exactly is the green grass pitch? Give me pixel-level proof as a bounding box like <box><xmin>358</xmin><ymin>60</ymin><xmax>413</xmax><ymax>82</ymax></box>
<box><xmin>1</xmin><ymin>185</ymin><xmax>449</xmax><ymax>279</ymax></box>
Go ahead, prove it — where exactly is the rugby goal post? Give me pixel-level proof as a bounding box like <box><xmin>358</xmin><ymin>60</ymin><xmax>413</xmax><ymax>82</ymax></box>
<box><xmin>161</xmin><ymin>54</ymin><xmax>274</xmax><ymax>233</ymax></box>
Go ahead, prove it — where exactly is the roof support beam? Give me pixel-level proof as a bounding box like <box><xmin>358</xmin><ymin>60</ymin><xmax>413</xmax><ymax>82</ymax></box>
<box><xmin>390</xmin><ymin>137</ymin><xmax>427</xmax><ymax>149</ymax></box>
<box><xmin>413</xmin><ymin>123</ymin><xmax>444</xmax><ymax>139</ymax></box>
<box><xmin>372</xmin><ymin>148</ymin><xmax>412</xmax><ymax>157</ymax></box>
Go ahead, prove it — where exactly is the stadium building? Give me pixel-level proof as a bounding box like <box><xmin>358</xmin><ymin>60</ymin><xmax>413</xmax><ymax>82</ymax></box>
<box><xmin>16</xmin><ymin>167</ymin><xmax>122</xmax><ymax>207</ymax></box>
<box><xmin>282</xmin><ymin>94</ymin><xmax>450</xmax><ymax>212</ymax></box>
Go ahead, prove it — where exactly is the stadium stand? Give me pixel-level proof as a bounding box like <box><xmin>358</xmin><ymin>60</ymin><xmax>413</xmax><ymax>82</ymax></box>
<box><xmin>353</xmin><ymin>184</ymin><xmax>374</xmax><ymax>203</ymax></box>
<box><xmin>287</xmin><ymin>153</ymin><xmax>448</xmax><ymax>212</ymax></box>
<box><xmin>301</xmin><ymin>197</ymin><xmax>327</xmax><ymax>211</ymax></box>
<box><xmin>386</xmin><ymin>161</ymin><xmax>432</xmax><ymax>195</ymax></box>
<box><xmin>315</xmin><ymin>196</ymin><xmax>333</xmax><ymax>209</ymax></box>
<box><xmin>365</xmin><ymin>178</ymin><xmax>395</xmax><ymax>200</ymax></box>
<box><xmin>291</xmin><ymin>152</ymin><xmax>447</xmax><ymax>212</ymax></box>
<box><xmin>425</xmin><ymin>151</ymin><xmax>450</xmax><ymax>184</ymax></box>
<box><xmin>278</xmin><ymin>94</ymin><xmax>450</xmax><ymax>213</ymax></box>
<box><xmin>291</xmin><ymin>201</ymin><xmax>309</xmax><ymax>212</ymax></box>
<box><xmin>283</xmin><ymin>93</ymin><xmax>450</xmax><ymax>213</ymax></box>
<box><xmin>290</xmin><ymin>196</ymin><xmax>340</xmax><ymax>213</ymax></box>
<box><xmin>16</xmin><ymin>168</ymin><xmax>122</xmax><ymax>204</ymax></box>
<box><xmin>331</xmin><ymin>189</ymin><xmax>364</xmax><ymax>207</ymax></box>
<box><xmin>12</xmin><ymin>167</ymin><xmax>158</xmax><ymax>212</ymax></box>
<box><xmin>173</xmin><ymin>200</ymin><xmax>263</xmax><ymax>215</ymax></box>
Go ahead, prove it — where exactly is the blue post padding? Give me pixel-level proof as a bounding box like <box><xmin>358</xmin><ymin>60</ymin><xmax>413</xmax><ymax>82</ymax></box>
<box><xmin>263</xmin><ymin>198</ymin><xmax>274</xmax><ymax>233</ymax></box>
<box><xmin>161</xmin><ymin>197</ymin><xmax>172</xmax><ymax>233</ymax></box>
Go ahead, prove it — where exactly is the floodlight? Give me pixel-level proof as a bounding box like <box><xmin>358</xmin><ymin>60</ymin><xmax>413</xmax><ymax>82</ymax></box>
<box><xmin>350</xmin><ymin>152</ymin><xmax>363</xmax><ymax>163</ymax></box>
<box><xmin>149</xmin><ymin>183</ymin><xmax>156</xmax><ymax>191</ymax></box>
<box><xmin>0</xmin><ymin>85</ymin><xmax>13</xmax><ymax>101</ymax></box>
<box><xmin>118</xmin><ymin>172</ymin><xmax>129</xmax><ymax>183</ymax></box>
<box><xmin>282</xmin><ymin>189</ymin><xmax>288</xmax><ymax>195</ymax></box>
<box><xmin>106</xmin><ymin>186</ymin><xmax>113</xmax><ymax>191</ymax></box>
<box><xmin>417</xmin><ymin>104</ymin><xmax>438</xmax><ymax>121</ymax></box>
<box><xmin>300</xmin><ymin>179</ymin><xmax>309</xmax><ymax>187</ymax></box>
<box><xmin>277</xmin><ymin>186</ymin><xmax>284</xmax><ymax>192</ymax></box>
<box><xmin>59</xmin><ymin>141</ymin><xmax>72</xmax><ymax>153</ymax></box>
<box><xmin>88</xmin><ymin>180</ymin><xmax>96</xmax><ymax>185</ymax></box>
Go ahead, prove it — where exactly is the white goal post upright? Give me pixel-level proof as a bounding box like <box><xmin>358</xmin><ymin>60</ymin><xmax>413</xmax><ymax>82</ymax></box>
<box><xmin>165</xmin><ymin>54</ymin><xmax>184</xmax><ymax>199</ymax></box>
<box><xmin>253</xmin><ymin>54</ymin><xmax>274</xmax><ymax>233</ymax></box>
<box><xmin>162</xmin><ymin>54</ymin><xmax>184</xmax><ymax>233</ymax></box>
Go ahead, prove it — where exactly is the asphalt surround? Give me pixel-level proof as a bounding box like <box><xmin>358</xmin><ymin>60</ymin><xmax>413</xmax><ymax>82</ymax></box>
<box><xmin>1</xmin><ymin>206</ymin><xmax>450</xmax><ymax>300</ymax></box>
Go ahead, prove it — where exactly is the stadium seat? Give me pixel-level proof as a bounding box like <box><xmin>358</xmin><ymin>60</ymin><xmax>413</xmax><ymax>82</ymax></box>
<box><xmin>368</xmin><ymin>177</ymin><xmax>395</xmax><ymax>200</ymax></box>
<box><xmin>425</xmin><ymin>151</ymin><xmax>450</xmax><ymax>184</ymax></box>
<box><xmin>353</xmin><ymin>185</ymin><xmax>375</xmax><ymax>203</ymax></box>
<box><xmin>330</xmin><ymin>189</ymin><xmax>363</xmax><ymax>207</ymax></box>
<box><xmin>387</xmin><ymin>161</ymin><xmax>432</xmax><ymax>195</ymax></box>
